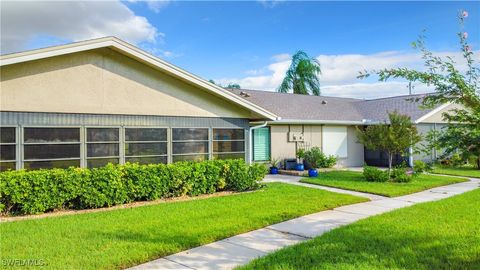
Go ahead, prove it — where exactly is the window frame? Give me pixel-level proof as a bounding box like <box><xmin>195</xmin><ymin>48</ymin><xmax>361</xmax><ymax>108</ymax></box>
<box><xmin>85</xmin><ymin>126</ymin><xmax>121</xmax><ymax>168</ymax></box>
<box><xmin>21</xmin><ymin>125</ymin><xmax>83</xmax><ymax>170</ymax></box>
<box><xmin>124</xmin><ymin>126</ymin><xmax>168</xmax><ymax>164</ymax></box>
<box><xmin>212</xmin><ymin>128</ymin><xmax>246</xmax><ymax>160</ymax></box>
<box><xmin>252</xmin><ymin>126</ymin><xmax>271</xmax><ymax>162</ymax></box>
<box><xmin>171</xmin><ymin>127</ymin><xmax>210</xmax><ymax>162</ymax></box>
<box><xmin>0</xmin><ymin>126</ymin><xmax>18</xmax><ymax>171</ymax></box>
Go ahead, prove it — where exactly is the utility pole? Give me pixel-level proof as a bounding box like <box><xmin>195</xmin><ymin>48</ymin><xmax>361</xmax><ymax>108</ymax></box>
<box><xmin>407</xmin><ymin>81</ymin><xmax>415</xmax><ymax>95</ymax></box>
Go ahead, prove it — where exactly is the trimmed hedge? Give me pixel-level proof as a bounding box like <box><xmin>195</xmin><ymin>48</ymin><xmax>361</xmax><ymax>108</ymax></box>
<box><xmin>0</xmin><ymin>159</ymin><xmax>267</xmax><ymax>215</ymax></box>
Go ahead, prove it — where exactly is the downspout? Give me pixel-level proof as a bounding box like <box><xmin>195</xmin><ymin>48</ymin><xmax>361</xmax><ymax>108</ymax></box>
<box><xmin>408</xmin><ymin>147</ymin><xmax>413</xmax><ymax>167</ymax></box>
<box><xmin>249</xmin><ymin>121</ymin><xmax>268</xmax><ymax>164</ymax></box>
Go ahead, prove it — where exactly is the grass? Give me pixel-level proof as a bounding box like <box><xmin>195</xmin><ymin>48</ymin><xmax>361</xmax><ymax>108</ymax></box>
<box><xmin>301</xmin><ymin>170</ymin><xmax>466</xmax><ymax>197</ymax></box>
<box><xmin>432</xmin><ymin>165</ymin><xmax>480</xmax><ymax>178</ymax></box>
<box><xmin>0</xmin><ymin>183</ymin><xmax>366</xmax><ymax>270</ymax></box>
<box><xmin>239</xmin><ymin>188</ymin><xmax>480</xmax><ymax>270</ymax></box>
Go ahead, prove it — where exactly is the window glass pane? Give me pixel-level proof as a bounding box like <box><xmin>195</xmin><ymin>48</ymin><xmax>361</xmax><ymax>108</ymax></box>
<box><xmin>24</xmin><ymin>159</ymin><xmax>80</xmax><ymax>170</ymax></box>
<box><xmin>24</xmin><ymin>128</ymin><xmax>80</xmax><ymax>143</ymax></box>
<box><xmin>173</xmin><ymin>142</ymin><xmax>208</xmax><ymax>154</ymax></box>
<box><xmin>87</xmin><ymin>143</ymin><xmax>119</xmax><ymax>157</ymax></box>
<box><xmin>213</xmin><ymin>129</ymin><xmax>244</xmax><ymax>140</ymax></box>
<box><xmin>213</xmin><ymin>153</ymin><xmax>245</xmax><ymax>160</ymax></box>
<box><xmin>87</xmin><ymin>128</ymin><xmax>119</xmax><ymax>142</ymax></box>
<box><xmin>0</xmin><ymin>145</ymin><xmax>15</xmax><ymax>161</ymax></box>
<box><xmin>125</xmin><ymin>128</ymin><xmax>167</xmax><ymax>142</ymax></box>
<box><xmin>24</xmin><ymin>144</ymin><xmax>80</xmax><ymax>160</ymax></box>
<box><xmin>253</xmin><ymin>127</ymin><xmax>270</xmax><ymax>161</ymax></box>
<box><xmin>87</xmin><ymin>158</ymin><xmax>119</xmax><ymax>169</ymax></box>
<box><xmin>0</xmin><ymin>127</ymin><xmax>15</xmax><ymax>143</ymax></box>
<box><xmin>125</xmin><ymin>142</ymin><xmax>167</xmax><ymax>156</ymax></box>
<box><xmin>126</xmin><ymin>156</ymin><xmax>167</xmax><ymax>165</ymax></box>
<box><xmin>213</xmin><ymin>141</ymin><xmax>245</xmax><ymax>153</ymax></box>
<box><xmin>172</xmin><ymin>154</ymin><xmax>208</xmax><ymax>162</ymax></box>
<box><xmin>172</xmin><ymin>128</ymin><xmax>208</xmax><ymax>141</ymax></box>
<box><xmin>0</xmin><ymin>162</ymin><xmax>16</xmax><ymax>172</ymax></box>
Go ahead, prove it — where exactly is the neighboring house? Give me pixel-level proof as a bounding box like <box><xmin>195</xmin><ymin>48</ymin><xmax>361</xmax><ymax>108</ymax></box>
<box><xmin>229</xmin><ymin>89</ymin><xmax>457</xmax><ymax>167</ymax></box>
<box><xmin>0</xmin><ymin>37</ymin><xmax>454</xmax><ymax>171</ymax></box>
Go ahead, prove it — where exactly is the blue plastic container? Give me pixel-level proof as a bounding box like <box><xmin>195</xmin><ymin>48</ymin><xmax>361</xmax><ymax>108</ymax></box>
<box><xmin>295</xmin><ymin>163</ymin><xmax>304</xmax><ymax>171</ymax></box>
<box><xmin>308</xmin><ymin>169</ymin><xmax>319</xmax><ymax>177</ymax></box>
<box><xmin>270</xmin><ymin>167</ymin><xmax>279</xmax><ymax>174</ymax></box>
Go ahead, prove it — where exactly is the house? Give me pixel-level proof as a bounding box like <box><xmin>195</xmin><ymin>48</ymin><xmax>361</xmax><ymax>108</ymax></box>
<box><xmin>229</xmin><ymin>89</ymin><xmax>457</xmax><ymax>167</ymax></box>
<box><xmin>0</xmin><ymin>37</ymin><xmax>454</xmax><ymax>171</ymax></box>
<box><xmin>0</xmin><ymin>37</ymin><xmax>276</xmax><ymax>171</ymax></box>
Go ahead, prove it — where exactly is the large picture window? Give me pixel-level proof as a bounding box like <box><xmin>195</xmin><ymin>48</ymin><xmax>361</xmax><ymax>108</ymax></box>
<box><xmin>86</xmin><ymin>128</ymin><xmax>119</xmax><ymax>168</ymax></box>
<box><xmin>213</xmin><ymin>128</ymin><xmax>245</xmax><ymax>160</ymax></box>
<box><xmin>23</xmin><ymin>127</ymin><xmax>81</xmax><ymax>169</ymax></box>
<box><xmin>0</xmin><ymin>127</ymin><xmax>16</xmax><ymax>171</ymax></box>
<box><xmin>172</xmin><ymin>128</ymin><xmax>209</xmax><ymax>162</ymax></box>
<box><xmin>125</xmin><ymin>128</ymin><xmax>167</xmax><ymax>165</ymax></box>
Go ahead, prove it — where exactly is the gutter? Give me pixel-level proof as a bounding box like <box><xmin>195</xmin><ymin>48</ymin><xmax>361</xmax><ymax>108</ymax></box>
<box><xmin>250</xmin><ymin>119</ymin><xmax>380</xmax><ymax>125</ymax></box>
<box><xmin>248</xmin><ymin>121</ymin><xmax>268</xmax><ymax>164</ymax></box>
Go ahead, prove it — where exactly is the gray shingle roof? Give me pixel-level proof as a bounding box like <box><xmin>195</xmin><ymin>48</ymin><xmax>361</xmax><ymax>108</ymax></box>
<box><xmin>229</xmin><ymin>88</ymin><xmax>436</xmax><ymax>123</ymax></box>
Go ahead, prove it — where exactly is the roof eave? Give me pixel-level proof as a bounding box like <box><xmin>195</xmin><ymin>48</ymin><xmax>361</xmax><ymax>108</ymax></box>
<box><xmin>252</xmin><ymin>119</ymin><xmax>380</xmax><ymax>125</ymax></box>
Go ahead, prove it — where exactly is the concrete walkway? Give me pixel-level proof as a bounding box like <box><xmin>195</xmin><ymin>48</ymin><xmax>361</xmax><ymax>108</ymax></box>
<box><xmin>129</xmin><ymin>176</ymin><xmax>479</xmax><ymax>270</ymax></box>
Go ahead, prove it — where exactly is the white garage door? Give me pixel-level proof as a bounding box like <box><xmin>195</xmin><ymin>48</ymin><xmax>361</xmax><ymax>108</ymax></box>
<box><xmin>322</xmin><ymin>126</ymin><xmax>348</xmax><ymax>158</ymax></box>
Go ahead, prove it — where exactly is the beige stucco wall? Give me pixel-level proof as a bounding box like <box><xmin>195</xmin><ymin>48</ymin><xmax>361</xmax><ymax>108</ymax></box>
<box><xmin>0</xmin><ymin>48</ymin><xmax>251</xmax><ymax>118</ymax></box>
<box><xmin>420</xmin><ymin>103</ymin><xmax>463</xmax><ymax>123</ymax></box>
<box><xmin>270</xmin><ymin>124</ymin><xmax>364</xmax><ymax>168</ymax></box>
<box><xmin>413</xmin><ymin>123</ymin><xmax>448</xmax><ymax>162</ymax></box>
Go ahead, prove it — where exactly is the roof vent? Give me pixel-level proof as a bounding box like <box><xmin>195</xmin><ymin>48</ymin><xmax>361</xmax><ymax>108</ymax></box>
<box><xmin>240</xmin><ymin>91</ymin><xmax>250</xmax><ymax>97</ymax></box>
<box><xmin>321</xmin><ymin>100</ymin><xmax>327</xmax><ymax>105</ymax></box>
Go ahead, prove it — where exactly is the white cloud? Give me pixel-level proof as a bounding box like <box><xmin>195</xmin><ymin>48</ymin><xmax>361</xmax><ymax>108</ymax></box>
<box><xmin>0</xmin><ymin>1</ymin><xmax>161</xmax><ymax>54</ymax></box>
<box><xmin>216</xmin><ymin>50</ymin><xmax>478</xmax><ymax>99</ymax></box>
<box><xmin>145</xmin><ymin>0</ymin><xmax>170</xmax><ymax>13</ymax></box>
<box><xmin>257</xmin><ymin>0</ymin><xmax>284</xmax><ymax>8</ymax></box>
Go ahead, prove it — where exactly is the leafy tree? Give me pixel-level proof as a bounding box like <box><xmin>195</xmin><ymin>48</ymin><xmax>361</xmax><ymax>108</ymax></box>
<box><xmin>278</xmin><ymin>51</ymin><xmax>321</xmax><ymax>95</ymax></box>
<box><xmin>225</xmin><ymin>83</ymin><xmax>241</xmax><ymax>89</ymax></box>
<box><xmin>356</xmin><ymin>111</ymin><xmax>422</xmax><ymax>172</ymax></box>
<box><xmin>359</xmin><ymin>11</ymin><xmax>480</xmax><ymax>169</ymax></box>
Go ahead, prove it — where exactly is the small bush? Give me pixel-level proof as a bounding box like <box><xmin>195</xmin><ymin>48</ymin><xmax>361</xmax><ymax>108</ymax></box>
<box><xmin>451</xmin><ymin>153</ymin><xmax>464</xmax><ymax>167</ymax></box>
<box><xmin>0</xmin><ymin>159</ymin><xmax>266</xmax><ymax>215</ymax></box>
<box><xmin>363</xmin><ymin>165</ymin><xmax>389</xmax><ymax>182</ymax></box>
<box><xmin>390</xmin><ymin>166</ymin><xmax>412</xmax><ymax>183</ymax></box>
<box><xmin>303</xmin><ymin>147</ymin><xmax>337</xmax><ymax>168</ymax></box>
<box><xmin>413</xmin><ymin>160</ymin><xmax>429</xmax><ymax>175</ymax></box>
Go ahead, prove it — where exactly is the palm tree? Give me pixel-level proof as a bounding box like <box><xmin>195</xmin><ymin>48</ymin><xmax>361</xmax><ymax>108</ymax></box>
<box><xmin>277</xmin><ymin>51</ymin><xmax>321</xmax><ymax>95</ymax></box>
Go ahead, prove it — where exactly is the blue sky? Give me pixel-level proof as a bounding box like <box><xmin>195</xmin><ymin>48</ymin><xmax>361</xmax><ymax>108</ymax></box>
<box><xmin>127</xmin><ymin>1</ymin><xmax>479</xmax><ymax>79</ymax></box>
<box><xmin>2</xmin><ymin>1</ymin><xmax>479</xmax><ymax>98</ymax></box>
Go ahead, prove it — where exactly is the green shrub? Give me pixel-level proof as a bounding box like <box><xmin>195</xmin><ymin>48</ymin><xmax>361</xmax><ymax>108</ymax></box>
<box><xmin>0</xmin><ymin>159</ymin><xmax>266</xmax><ymax>215</ymax></box>
<box><xmin>303</xmin><ymin>147</ymin><xmax>337</xmax><ymax>168</ymax></box>
<box><xmin>390</xmin><ymin>166</ymin><xmax>412</xmax><ymax>183</ymax></box>
<box><xmin>413</xmin><ymin>160</ymin><xmax>429</xmax><ymax>175</ymax></box>
<box><xmin>363</xmin><ymin>165</ymin><xmax>389</xmax><ymax>182</ymax></box>
<box><xmin>451</xmin><ymin>153</ymin><xmax>464</xmax><ymax>167</ymax></box>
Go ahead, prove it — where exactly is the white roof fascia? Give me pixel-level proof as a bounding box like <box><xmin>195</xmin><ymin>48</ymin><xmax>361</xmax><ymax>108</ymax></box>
<box><xmin>251</xmin><ymin>119</ymin><xmax>380</xmax><ymax>125</ymax></box>
<box><xmin>414</xmin><ymin>103</ymin><xmax>451</xmax><ymax>124</ymax></box>
<box><xmin>0</xmin><ymin>37</ymin><xmax>277</xmax><ymax>121</ymax></box>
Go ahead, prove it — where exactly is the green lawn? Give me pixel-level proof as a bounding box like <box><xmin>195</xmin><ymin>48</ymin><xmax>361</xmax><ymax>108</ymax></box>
<box><xmin>432</xmin><ymin>166</ymin><xmax>480</xmax><ymax>178</ymax></box>
<box><xmin>239</xmin><ymin>188</ymin><xmax>480</xmax><ymax>270</ymax></box>
<box><xmin>301</xmin><ymin>170</ymin><xmax>466</xmax><ymax>197</ymax></box>
<box><xmin>0</xmin><ymin>183</ymin><xmax>366</xmax><ymax>270</ymax></box>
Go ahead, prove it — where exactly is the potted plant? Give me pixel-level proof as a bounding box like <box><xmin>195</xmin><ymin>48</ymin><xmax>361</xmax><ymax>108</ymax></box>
<box><xmin>303</xmin><ymin>147</ymin><xmax>322</xmax><ymax>177</ymax></box>
<box><xmin>295</xmin><ymin>149</ymin><xmax>305</xmax><ymax>171</ymax></box>
<box><xmin>269</xmin><ymin>158</ymin><xmax>280</xmax><ymax>174</ymax></box>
